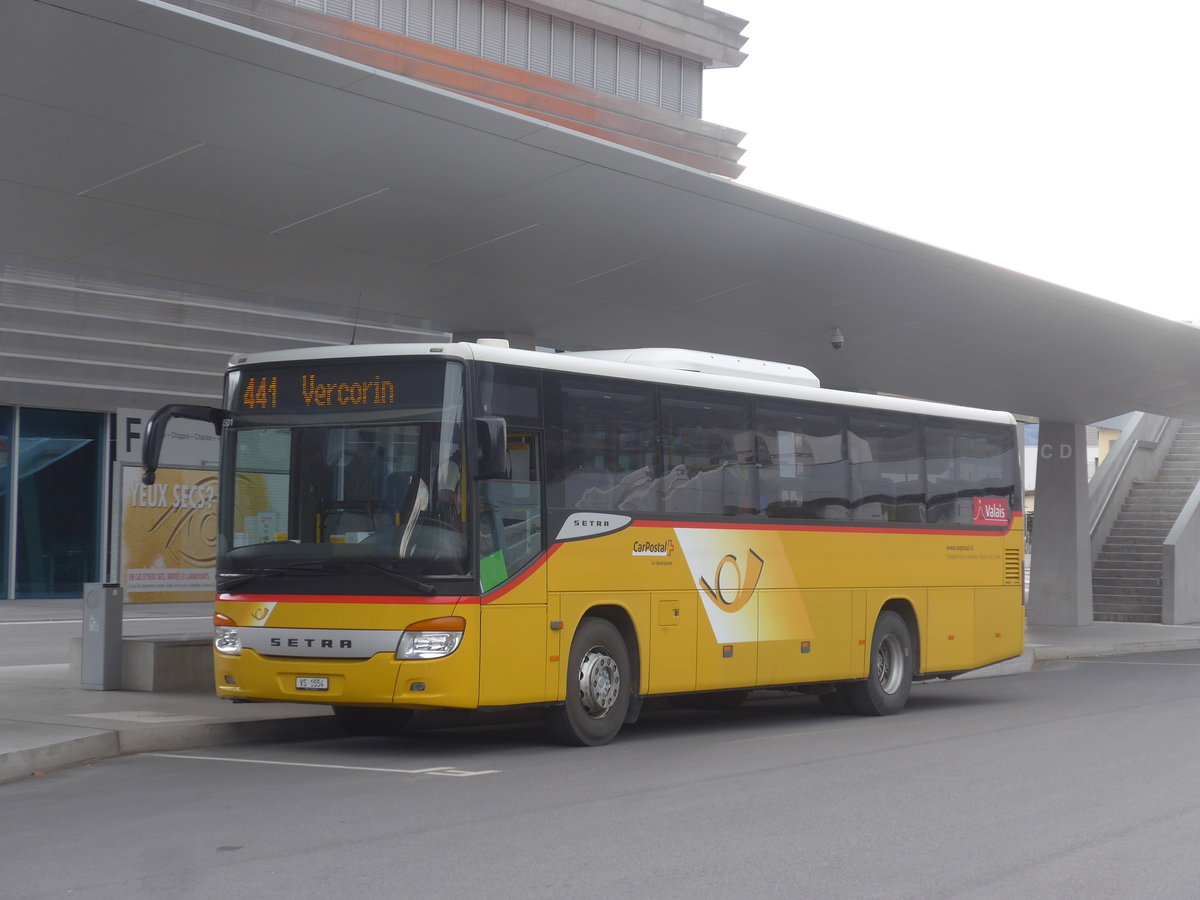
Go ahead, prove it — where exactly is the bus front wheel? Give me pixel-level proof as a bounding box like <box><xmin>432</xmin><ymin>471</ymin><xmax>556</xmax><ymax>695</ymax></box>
<box><xmin>844</xmin><ymin>611</ymin><xmax>913</xmax><ymax>716</ymax></box>
<box><xmin>546</xmin><ymin>617</ymin><xmax>631</xmax><ymax>746</ymax></box>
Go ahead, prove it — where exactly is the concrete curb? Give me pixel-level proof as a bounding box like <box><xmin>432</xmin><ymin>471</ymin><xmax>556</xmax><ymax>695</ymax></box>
<box><xmin>1</xmin><ymin>714</ymin><xmax>339</xmax><ymax>784</ymax></box>
<box><xmin>0</xmin><ymin>724</ymin><xmax>119</xmax><ymax>784</ymax></box>
<box><xmin>1028</xmin><ymin>636</ymin><xmax>1200</xmax><ymax>660</ymax></box>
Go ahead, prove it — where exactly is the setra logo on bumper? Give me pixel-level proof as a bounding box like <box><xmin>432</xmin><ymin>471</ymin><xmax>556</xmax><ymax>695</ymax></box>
<box><xmin>270</xmin><ymin>636</ymin><xmax>353</xmax><ymax>649</ymax></box>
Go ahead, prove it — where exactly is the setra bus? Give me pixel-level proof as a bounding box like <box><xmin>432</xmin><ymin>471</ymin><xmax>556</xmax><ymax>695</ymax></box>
<box><xmin>142</xmin><ymin>341</ymin><xmax>1024</xmax><ymax>745</ymax></box>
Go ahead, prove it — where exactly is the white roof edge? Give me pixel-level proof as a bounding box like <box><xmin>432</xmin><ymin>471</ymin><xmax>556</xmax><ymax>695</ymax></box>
<box><xmin>567</xmin><ymin>348</ymin><xmax>820</xmax><ymax>388</ymax></box>
<box><xmin>228</xmin><ymin>342</ymin><xmax>1016</xmax><ymax>425</ymax></box>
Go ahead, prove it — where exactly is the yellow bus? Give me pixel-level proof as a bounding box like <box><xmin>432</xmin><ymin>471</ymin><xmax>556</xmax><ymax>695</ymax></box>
<box><xmin>143</xmin><ymin>341</ymin><xmax>1024</xmax><ymax>745</ymax></box>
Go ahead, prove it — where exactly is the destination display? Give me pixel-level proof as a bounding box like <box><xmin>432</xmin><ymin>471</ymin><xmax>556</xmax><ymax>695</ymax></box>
<box><xmin>231</xmin><ymin>360</ymin><xmax>450</xmax><ymax>415</ymax></box>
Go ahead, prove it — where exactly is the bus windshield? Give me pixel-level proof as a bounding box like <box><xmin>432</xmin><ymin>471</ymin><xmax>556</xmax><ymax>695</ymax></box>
<box><xmin>219</xmin><ymin>359</ymin><xmax>468</xmax><ymax>592</ymax></box>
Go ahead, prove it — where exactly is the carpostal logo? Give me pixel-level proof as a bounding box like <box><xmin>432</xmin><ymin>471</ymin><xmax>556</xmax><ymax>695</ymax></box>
<box><xmin>699</xmin><ymin>549</ymin><xmax>764</xmax><ymax>614</ymax></box>
<box><xmin>632</xmin><ymin>538</ymin><xmax>675</xmax><ymax>557</ymax></box>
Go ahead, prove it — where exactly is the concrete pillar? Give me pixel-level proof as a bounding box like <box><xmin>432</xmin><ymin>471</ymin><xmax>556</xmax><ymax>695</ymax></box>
<box><xmin>1027</xmin><ymin>420</ymin><xmax>1093</xmax><ymax>625</ymax></box>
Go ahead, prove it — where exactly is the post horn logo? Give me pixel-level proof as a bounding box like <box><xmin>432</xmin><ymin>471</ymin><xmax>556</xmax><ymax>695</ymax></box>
<box><xmin>698</xmin><ymin>549</ymin><xmax>764</xmax><ymax>614</ymax></box>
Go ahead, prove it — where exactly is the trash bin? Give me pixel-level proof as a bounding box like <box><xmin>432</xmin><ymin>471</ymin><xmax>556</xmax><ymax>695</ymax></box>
<box><xmin>81</xmin><ymin>583</ymin><xmax>122</xmax><ymax>690</ymax></box>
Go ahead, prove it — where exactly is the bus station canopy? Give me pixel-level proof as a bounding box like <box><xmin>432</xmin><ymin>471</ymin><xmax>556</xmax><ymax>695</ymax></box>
<box><xmin>5</xmin><ymin>0</ymin><xmax>1200</xmax><ymax>425</ymax></box>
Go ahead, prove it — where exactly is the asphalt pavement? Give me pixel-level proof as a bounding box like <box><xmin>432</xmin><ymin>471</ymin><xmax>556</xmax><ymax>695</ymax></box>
<box><xmin>4</xmin><ymin>598</ymin><xmax>1200</xmax><ymax>783</ymax></box>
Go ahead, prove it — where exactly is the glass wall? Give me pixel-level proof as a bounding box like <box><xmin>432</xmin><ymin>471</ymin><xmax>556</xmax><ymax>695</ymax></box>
<box><xmin>15</xmin><ymin>408</ymin><xmax>105</xmax><ymax>599</ymax></box>
<box><xmin>0</xmin><ymin>407</ymin><xmax>10</xmax><ymax>597</ymax></box>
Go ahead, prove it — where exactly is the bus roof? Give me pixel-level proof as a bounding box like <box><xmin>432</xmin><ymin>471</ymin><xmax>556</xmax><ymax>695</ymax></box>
<box><xmin>228</xmin><ymin>341</ymin><xmax>1017</xmax><ymax>426</ymax></box>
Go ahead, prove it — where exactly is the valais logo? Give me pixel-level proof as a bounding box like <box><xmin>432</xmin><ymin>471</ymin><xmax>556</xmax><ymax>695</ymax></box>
<box><xmin>699</xmin><ymin>549</ymin><xmax>764</xmax><ymax>614</ymax></box>
<box><xmin>972</xmin><ymin>497</ymin><xmax>1009</xmax><ymax>526</ymax></box>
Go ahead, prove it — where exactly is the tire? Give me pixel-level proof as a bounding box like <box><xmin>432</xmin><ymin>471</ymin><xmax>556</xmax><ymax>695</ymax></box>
<box><xmin>546</xmin><ymin>617</ymin><xmax>632</xmax><ymax>746</ymax></box>
<box><xmin>843</xmin><ymin>610</ymin><xmax>913</xmax><ymax>716</ymax></box>
<box><xmin>332</xmin><ymin>705</ymin><xmax>414</xmax><ymax>736</ymax></box>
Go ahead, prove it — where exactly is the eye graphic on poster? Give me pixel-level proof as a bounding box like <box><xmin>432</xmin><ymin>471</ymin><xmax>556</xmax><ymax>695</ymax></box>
<box><xmin>121</xmin><ymin>467</ymin><xmax>218</xmax><ymax>602</ymax></box>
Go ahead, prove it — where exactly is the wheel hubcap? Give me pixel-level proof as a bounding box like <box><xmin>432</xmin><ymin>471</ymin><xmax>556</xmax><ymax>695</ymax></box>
<box><xmin>876</xmin><ymin>633</ymin><xmax>904</xmax><ymax>695</ymax></box>
<box><xmin>577</xmin><ymin>647</ymin><xmax>620</xmax><ymax>717</ymax></box>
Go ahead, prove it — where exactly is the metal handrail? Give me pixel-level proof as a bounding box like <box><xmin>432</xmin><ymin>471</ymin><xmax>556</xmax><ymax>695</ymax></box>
<box><xmin>1089</xmin><ymin>415</ymin><xmax>1172</xmax><ymax>536</ymax></box>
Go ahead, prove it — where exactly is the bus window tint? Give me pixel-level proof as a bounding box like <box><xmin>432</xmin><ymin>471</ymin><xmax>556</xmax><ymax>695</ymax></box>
<box><xmin>660</xmin><ymin>389</ymin><xmax>753</xmax><ymax>516</ymax></box>
<box><xmin>847</xmin><ymin>412</ymin><xmax>925</xmax><ymax>523</ymax></box>
<box><xmin>925</xmin><ymin>420</ymin><xmax>1018</xmax><ymax>524</ymax></box>
<box><xmin>476</xmin><ymin>364</ymin><xmax>541</xmax><ymax>428</ymax></box>
<box><xmin>550</xmin><ymin>378</ymin><xmax>657</xmax><ymax>512</ymax></box>
<box><xmin>756</xmin><ymin>402</ymin><xmax>850</xmax><ymax>519</ymax></box>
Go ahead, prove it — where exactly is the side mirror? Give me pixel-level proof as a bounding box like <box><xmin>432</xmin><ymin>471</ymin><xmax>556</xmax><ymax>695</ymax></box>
<box><xmin>142</xmin><ymin>404</ymin><xmax>228</xmax><ymax>485</ymax></box>
<box><xmin>475</xmin><ymin>416</ymin><xmax>507</xmax><ymax>480</ymax></box>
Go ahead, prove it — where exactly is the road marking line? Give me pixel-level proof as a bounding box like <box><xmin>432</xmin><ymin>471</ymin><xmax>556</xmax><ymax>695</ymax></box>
<box><xmin>147</xmin><ymin>752</ymin><xmax>499</xmax><ymax>777</ymax></box>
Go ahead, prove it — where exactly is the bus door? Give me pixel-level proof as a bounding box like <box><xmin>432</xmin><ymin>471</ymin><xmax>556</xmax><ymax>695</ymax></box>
<box><xmin>478</xmin><ymin>431</ymin><xmax>548</xmax><ymax>705</ymax></box>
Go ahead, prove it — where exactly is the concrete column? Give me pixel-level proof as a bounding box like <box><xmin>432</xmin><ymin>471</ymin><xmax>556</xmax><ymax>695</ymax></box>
<box><xmin>1027</xmin><ymin>420</ymin><xmax>1093</xmax><ymax>625</ymax></box>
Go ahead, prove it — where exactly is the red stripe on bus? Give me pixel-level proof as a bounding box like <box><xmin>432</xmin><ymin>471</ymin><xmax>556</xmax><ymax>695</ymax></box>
<box><xmin>629</xmin><ymin>516</ymin><xmax>1020</xmax><ymax>537</ymax></box>
<box><xmin>217</xmin><ymin>594</ymin><xmax>468</xmax><ymax>605</ymax></box>
<box><xmin>481</xmin><ymin>542</ymin><xmax>563</xmax><ymax>603</ymax></box>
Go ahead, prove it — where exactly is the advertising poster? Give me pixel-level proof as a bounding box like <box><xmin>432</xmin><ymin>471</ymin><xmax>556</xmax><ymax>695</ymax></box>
<box><xmin>121</xmin><ymin>466</ymin><xmax>217</xmax><ymax>603</ymax></box>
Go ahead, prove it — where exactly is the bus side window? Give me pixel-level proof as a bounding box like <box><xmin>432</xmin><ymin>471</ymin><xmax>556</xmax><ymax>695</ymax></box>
<box><xmin>925</xmin><ymin>419</ymin><xmax>1018</xmax><ymax>525</ymax></box>
<box><xmin>756</xmin><ymin>401</ymin><xmax>849</xmax><ymax>520</ymax></box>
<box><xmin>548</xmin><ymin>377</ymin><xmax>656</xmax><ymax>513</ymax></box>
<box><xmin>659</xmin><ymin>388</ymin><xmax>752</xmax><ymax>517</ymax></box>
<box><xmin>848</xmin><ymin>411</ymin><xmax>925</xmax><ymax>523</ymax></box>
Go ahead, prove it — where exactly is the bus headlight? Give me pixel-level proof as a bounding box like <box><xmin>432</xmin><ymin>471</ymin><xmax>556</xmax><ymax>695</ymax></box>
<box><xmin>397</xmin><ymin>616</ymin><xmax>465</xmax><ymax>659</ymax></box>
<box><xmin>214</xmin><ymin>613</ymin><xmax>241</xmax><ymax>656</ymax></box>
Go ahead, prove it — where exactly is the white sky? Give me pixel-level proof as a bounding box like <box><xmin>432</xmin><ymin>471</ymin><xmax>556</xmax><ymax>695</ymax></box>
<box><xmin>702</xmin><ymin>1</ymin><xmax>1200</xmax><ymax>323</ymax></box>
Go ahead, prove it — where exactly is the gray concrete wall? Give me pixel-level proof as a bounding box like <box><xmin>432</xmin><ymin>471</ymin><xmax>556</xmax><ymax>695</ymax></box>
<box><xmin>1163</xmin><ymin>483</ymin><xmax>1200</xmax><ymax>624</ymax></box>
<box><xmin>1029</xmin><ymin>420</ymin><xmax>1092</xmax><ymax>625</ymax></box>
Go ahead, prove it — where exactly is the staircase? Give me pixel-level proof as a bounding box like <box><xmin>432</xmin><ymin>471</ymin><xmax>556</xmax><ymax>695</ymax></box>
<box><xmin>1093</xmin><ymin>422</ymin><xmax>1200</xmax><ymax>622</ymax></box>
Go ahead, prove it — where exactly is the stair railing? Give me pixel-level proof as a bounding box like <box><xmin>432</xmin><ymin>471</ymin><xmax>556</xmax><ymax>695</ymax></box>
<box><xmin>1162</xmin><ymin>462</ymin><xmax>1200</xmax><ymax>625</ymax></box>
<box><xmin>1088</xmin><ymin>413</ymin><xmax>1176</xmax><ymax>563</ymax></box>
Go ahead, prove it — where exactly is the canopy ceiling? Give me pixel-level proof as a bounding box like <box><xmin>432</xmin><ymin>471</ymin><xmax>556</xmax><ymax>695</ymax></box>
<box><xmin>4</xmin><ymin>0</ymin><xmax>1200</xmax><ymax>424</ymax></box>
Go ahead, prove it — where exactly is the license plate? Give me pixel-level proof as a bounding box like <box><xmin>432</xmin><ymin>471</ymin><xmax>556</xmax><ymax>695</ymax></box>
<box><xmin>295</xmin><ymin>676</ymin><xmax>329</xmax><ymax>691</ymax></box>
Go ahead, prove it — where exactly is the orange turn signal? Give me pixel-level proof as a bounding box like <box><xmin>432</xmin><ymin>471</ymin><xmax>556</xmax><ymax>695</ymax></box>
<box><xmin>405</xmin><ymin>616</ymin><xmax>465</xmax><ymax>632</ymax></box>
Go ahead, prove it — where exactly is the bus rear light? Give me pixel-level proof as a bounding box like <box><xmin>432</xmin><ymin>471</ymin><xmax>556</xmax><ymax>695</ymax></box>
<box><xmin>213</xmin><ymin>613</ymin><xmax>241</xmax><ymax>656</ymax></box>
<box><xmin>396</xmin><ymin>616</ymin><xmax>465</xmax><ymax>660</ymax></box>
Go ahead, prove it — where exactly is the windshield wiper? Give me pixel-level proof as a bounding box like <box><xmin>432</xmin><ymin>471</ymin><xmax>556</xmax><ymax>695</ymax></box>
<box><xmin>217</xmin><ymin>563</ymin><xmax>335</xmax><ymax>591</ymax></box>
<box><xmin>358</xmin><ymin>561</ymin><xmax>436</xmax><ymax>595</ymax></box>
<box><xmin>218</xmin><ymin>559</ymin><xmax>436</xmax><ymax>595</ymax></box>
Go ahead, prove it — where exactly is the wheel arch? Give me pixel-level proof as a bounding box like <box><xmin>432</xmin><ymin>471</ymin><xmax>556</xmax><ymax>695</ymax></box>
<box><xmin>578</xmin><ymin>603</ymin><xmax>642</xmax><ymax>697</ymax></box>
<box><xmin>878</xmin><ymin>596</ymin><xmax>921</xmax><ymax>675</ymax></box>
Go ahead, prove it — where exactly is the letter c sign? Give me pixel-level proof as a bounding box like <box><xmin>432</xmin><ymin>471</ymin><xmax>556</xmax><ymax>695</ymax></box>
<box><xmin>1040</xmin><ymin>443</ymin><xmax>1073</xmax><ymax>460</ymax></box>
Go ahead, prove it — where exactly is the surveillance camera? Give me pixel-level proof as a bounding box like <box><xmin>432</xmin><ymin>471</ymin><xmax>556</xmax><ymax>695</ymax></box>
<box><xmin>830</xmin><ymin>328</ymin><xmax>845</xmax><ymax>350</ymax></box>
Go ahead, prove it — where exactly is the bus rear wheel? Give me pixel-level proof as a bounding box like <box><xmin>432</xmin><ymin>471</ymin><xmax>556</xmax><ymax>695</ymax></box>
<box><xmin>546</xmin><ymin>617</ymin><xmax>631</xmax><ymax>746</ymax></box>
<box><xmin>843</xmin><ymin>611</ymin><xmax>913</xmax><ymax>716</ymax></box>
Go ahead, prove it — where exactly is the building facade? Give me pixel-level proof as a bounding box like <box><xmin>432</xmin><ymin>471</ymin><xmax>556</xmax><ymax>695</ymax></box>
<box><xmin>0</xmin><ymin>0</ymin><xmax>748</xmax><ymax>599</ymax></box>
<box><xmin>173</xmin><ymin>0</ymin><xmax>748</xmax><ymax>176</ymax></box>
